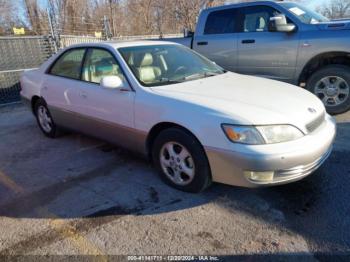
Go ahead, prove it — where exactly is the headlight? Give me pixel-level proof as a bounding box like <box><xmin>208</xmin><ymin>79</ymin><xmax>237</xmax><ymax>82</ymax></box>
<box><xmin>256</xmin><ymin>125</ymin><xmax>304</xmax><ymax>144</ymax></box>
<box><xmin>222</xmin><ymin>124</ymin><xmax>304</xmax><ymax>145</ymax></box>
<box><xmin>222</xmin><ymin>125</ymin><xmax>265</xmax><ymax>145</ymax></box>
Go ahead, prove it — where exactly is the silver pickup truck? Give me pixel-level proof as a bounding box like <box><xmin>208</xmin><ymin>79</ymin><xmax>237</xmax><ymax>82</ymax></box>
<box><xmin>168</xmin><ymin>1</ymin><xmax>350</xmax><ymax>114</ymax></box>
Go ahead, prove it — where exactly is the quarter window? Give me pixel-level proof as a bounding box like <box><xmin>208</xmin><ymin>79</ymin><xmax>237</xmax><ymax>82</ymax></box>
<box><xmin>49</xmin><ymin>49</ymin><xmax>85</xmax><ymax>79</ymax></box>
<box><xmin>204</xmin><ymin>9</ymin><xmax>236</xmax><ymax>35</ymax></box>
<box><xmin>82</xmin><ymin>48</ymin><xmax>124</xmax><ymax>84</ymax></box>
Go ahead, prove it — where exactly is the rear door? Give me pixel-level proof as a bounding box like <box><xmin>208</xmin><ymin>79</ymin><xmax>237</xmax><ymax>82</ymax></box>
<box><xmin>42</xmin><ymin>48</ymin><xmax>86</xmax><ymax>127</ymax></box>
<box><xmin>193</xmin><ymin>8</ymin><xmax>239</xmax><ymax>72</ymax></box>
<box><xmin>236</xmin><ymin>5</ymin><xmax>300</xmax><ymax>83</ymax></box>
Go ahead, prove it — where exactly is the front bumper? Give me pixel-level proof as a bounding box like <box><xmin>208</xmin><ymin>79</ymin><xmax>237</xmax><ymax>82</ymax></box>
<box><xmin>205</xmin><ymin>114</ymin><xmax>336</xmax><ymax>188</ymax></box>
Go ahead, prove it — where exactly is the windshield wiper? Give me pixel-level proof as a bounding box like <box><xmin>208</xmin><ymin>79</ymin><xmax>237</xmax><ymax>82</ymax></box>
<box><xmin>183</xmin><ymin>71</ymin><xmax>222</xmax><ymax>81</ymax></box>
<box><xmin>204</xmin><ymin>71</ymin><xmax>222</xmax><ymax>77</ymax></box>
<box><xmin>151</xmin><ymin>78</ymin><xmax>182</xmax><ymax>86</ymax></box>
<box><xmin>183</xmin><ymin>73</ymin><xmax>205</xmax><ymax>81</ymax></box>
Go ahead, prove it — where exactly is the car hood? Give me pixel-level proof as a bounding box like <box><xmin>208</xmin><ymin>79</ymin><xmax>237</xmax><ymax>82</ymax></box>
<box><xmin>151</xmin><ymin>72</ymin><xmax>325</xmax><ymax>132</ymax></box>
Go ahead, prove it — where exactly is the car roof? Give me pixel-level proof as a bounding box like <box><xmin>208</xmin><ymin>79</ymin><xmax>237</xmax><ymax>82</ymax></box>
<box><xmin>204</xmin><ymin>0</ymin><xmax>294</xmax><ymax>12</ymax></box>
<box><xmin>64</xmin><ymin>40</ymin><xmax>179</xmax><ymax>50</ymax></box>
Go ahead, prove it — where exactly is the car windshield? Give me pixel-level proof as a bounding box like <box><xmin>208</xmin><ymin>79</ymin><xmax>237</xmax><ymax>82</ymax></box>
<box><xmin>280</xmin><ymin>3</ymin><xmax>329</xmax><ymax>24</ymax></box>
<box><xmin>118</xmin><ymin>44</ymin><xmax>225</xmax><ymax>87</ymax></box>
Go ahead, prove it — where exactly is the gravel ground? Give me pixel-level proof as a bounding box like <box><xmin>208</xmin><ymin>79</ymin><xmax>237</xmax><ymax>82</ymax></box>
<box><xmin>0</xmin><ymin>103</ymin><xmax>349</xmax><ymax>260</ymax></box>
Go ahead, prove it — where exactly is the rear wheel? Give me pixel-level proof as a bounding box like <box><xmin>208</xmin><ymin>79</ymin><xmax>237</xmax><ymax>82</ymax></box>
<box><xmin>34</xmin><ymin>99</ymin><xmax>60</xmax><ymax>138</ymax></box>
<box><xmin>152</xmin><ymin>128</ymin><xmax>211</xmax><ymax>193</ymax></box>
<box><xmin>306</xmin><ymin>65</ymin><xmax>350</xmax><ymax>114</ymax></box>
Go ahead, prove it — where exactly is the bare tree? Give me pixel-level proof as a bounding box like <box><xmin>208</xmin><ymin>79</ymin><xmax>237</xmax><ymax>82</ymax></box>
<box><xmin>316</xmin><ymin>0</ymin><xmax>350</xmax><ymax>19</ymax></box>
<box><xmin>24</xmin><ymin>0</ymin><xmax>44</xmax><ymax>34</ymax></box>
<box><xmin>1</xmin><ymin>0</ymin><xmax>313</xmax><ymax>37</ymax></box>
<box><xmin>0</xmin><ymin>0</ymin><xmax>18</xmax><ymax>35</ymax></box>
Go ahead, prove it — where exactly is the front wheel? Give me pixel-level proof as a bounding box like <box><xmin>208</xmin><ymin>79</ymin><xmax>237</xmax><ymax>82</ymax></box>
<box><xmin>152</xmin><ymin>128</ymin><xmax>212</xmax><ymax>193</ymax></box>
<box><xmin>306</xmin><ymin>65</ymin><xmax>350</xmax><ymax>114</ymax></box>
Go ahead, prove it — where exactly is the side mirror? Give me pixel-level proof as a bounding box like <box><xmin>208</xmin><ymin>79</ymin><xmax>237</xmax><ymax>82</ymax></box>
<box><xmin>100</xmin><ymin>76</ymin><xmax>124</xmax><ymax>90</ymax></box>
<box><xmin>269</xmin><ymin>14</ymin><xmax>296</xmax><ymax>33</ymax></box>
<box><xmin>183</xmin><ymin>28</ymin><xmax>194</xmax><ymax>38</ymax></box>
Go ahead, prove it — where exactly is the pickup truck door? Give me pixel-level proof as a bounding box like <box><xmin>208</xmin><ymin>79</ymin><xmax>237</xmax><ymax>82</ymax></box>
<box><xmin>236</xmin><ymin>5</ymin><xmax>300</xmax><ymax>84</ymax></box>
<box><xmin>193</xmin><ymin>8</ymin><xmax>238</xmax><ymax>72</ymax></box>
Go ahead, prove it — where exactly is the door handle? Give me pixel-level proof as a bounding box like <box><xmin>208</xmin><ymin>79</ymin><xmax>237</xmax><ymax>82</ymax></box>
<box><xmin>197</xmin><ymin>41</ymin><xmax>208</xmax><ymax>46</ymax></box>
<box><xmin>241</xmin><ymin>39</ymin><xmax>255</xmax><ymax>44</ymax></box>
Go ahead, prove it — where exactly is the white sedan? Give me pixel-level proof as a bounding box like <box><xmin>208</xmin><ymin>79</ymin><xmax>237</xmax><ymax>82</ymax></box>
<box><xmin>20</xmin><ymin>41</ymin><xmax>336</xmax><ymax>192</ymax></box>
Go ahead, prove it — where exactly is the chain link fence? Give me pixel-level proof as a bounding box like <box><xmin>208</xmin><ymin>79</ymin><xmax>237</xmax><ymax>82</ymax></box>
<box><xmin>0</xmin><ymin>33</ymin><xmax>182</xmax><ymax>105</ymax></box>
<box><xmin>0</xmin><ymin>36</ymin><xmax>56</xmax><ymax>104</ymax></box>
<box><xmin>0</xmin><ymin>36</ymin><xmax>55</xmax><ymax>71</ymax></box>
<box><xmin>0</xmin><ymin>70</ymin><xmax>23</xmax><ymax>104</ymax></box>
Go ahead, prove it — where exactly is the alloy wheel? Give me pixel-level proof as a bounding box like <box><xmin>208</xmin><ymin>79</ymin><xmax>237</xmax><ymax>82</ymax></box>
<box><xmin>315</xmin><ymin>76</ymin><xmax>349</xmax><ymax>107</ymax></box>
<box><xmin>37</xmin><ymin>105</ymin><xmax>53</xmax><ymax>133</ymax></box>
<box><xmin>159</xmin><ymin>142</ymin><xmax>195</xmax><ymax>186</ymax></box>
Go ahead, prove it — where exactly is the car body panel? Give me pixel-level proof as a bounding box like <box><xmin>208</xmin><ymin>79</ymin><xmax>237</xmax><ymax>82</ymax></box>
<box><xmin>20</xmin><ymin>41</ymin><xmax>336</xmax><ymax>188</ymax></box>
<box><xmin>168</xmin><ymin>1</ymin><xmax>350</xmax><ymax>86</ymax></box>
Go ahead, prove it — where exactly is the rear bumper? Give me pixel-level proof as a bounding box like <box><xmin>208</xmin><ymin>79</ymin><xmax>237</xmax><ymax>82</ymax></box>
<box><xmin>205</xmin><ymin>114</ymin><xmax>336</xmax><ymax>188</ymax></box>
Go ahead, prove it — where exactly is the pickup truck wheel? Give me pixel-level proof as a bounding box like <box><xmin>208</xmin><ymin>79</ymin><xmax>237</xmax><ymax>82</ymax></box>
<box><xmin>152</xmin><ymin>128</ymin><xmax>212</xmax><ymax>193</ymax></box>
<box><xmin>307</xmin><ymin>65</ymin><xmax>350</xmax><ymax>114</ymax></box>
<box><xmin>34</xmin><ymin>99</ymin><xmax>60</xmax><ymax>138</ymax></box>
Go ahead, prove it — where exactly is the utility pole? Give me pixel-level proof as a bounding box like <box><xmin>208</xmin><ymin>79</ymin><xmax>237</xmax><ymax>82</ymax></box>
<box><xmin>47</xmin><ymin>8</ymin><xmax>58</xmax><ymax>53</ymax></box>
<box><xmin>103</xmin><ymin>15</ymin><xmax>112</xmax><ymax>40</ymax></box>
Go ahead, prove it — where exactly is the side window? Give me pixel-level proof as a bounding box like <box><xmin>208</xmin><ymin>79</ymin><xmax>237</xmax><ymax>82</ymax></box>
<box><xmin>82</xmin><ymin>48</ymin><xmax>124</xmax><ymax>84</ymax></box>
<box><xmin>204</xmin><ymin>8</ymin><xmax>236</xmax><ymax>35</ymax></box>
<box><xmin>239</xmin><ymin>6</ymin><xmax>281</xmax><ymax>33</ymax></box>
<box><xmin>49</xmin><ymin>49</ymin><xmax>85</xmax><ymax>79</ymax></box>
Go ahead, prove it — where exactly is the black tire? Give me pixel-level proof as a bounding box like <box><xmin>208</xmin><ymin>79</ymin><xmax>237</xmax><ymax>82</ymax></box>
<box><xmin>306</xmin><ymin>65</ymin><xmax>350</xmax><ymax>115</ymax></box>
<box><xmin>34</xmin><ymin>99</ymin><xmax>60</xmax><ymax>138</ymax></box>
<box><xmin>152</xmin><ymin>127</ymin><xmax>212</xmax><ymax>193</ymax></box>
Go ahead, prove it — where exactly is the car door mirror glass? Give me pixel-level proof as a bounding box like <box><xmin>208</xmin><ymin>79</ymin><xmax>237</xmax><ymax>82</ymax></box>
<box><xmin>100</xmin><ymin>76</ymin><xmax>124</xmax><ymax>89</ymax></box>
<box><xmin>269</xmin><ymin>15</ymin><xmax>296</xmax><ymax>33</ymax></box>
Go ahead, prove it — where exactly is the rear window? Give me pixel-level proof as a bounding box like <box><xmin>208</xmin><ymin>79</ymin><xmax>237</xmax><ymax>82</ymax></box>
<box><xmin>204</xmin><ymin>9</ymin><xmax>236</xmax><ymax>35</ymax></box>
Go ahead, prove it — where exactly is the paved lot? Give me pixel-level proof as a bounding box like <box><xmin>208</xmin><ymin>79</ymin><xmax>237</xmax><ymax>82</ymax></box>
<box><xmin>0</xmin><ymin>103</ymin><xmax>349</xmax><ymax>259</ymax></box>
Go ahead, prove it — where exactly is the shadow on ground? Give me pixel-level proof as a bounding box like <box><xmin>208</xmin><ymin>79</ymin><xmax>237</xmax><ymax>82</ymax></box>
<box><xmin>0</xmin><ymin>105</ymin><xmax>349</xmax><ymax>256</ymax></box>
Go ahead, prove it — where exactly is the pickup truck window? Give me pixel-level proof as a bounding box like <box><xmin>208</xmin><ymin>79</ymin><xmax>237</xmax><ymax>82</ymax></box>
<box><xmin>279</xmin><ymin>3</ymin><xmax>329</xmax><ymax>24</ymax></box>
<box><xmin>82</xmin><ymin>48</ymin><xmax>125</xmax><ymax>84</ymax></box>
<box><xmin>239</xmin><ymin>6</ymin><xmax>280</xmax><ymax>33</ymax></box>
<box><xmin>204</xmin><ymin>8</ymin><xmax>236</xmax><ymax>34</ymax></box>
<box><xmin>119</xmin><ymin>45</ymin><xmax>225</xmax><ymax>87</ymax></box>
<box><xmin>49</xmin><ymin>48</ymin><xmax>85</xmax><ymax>80</ymax></box>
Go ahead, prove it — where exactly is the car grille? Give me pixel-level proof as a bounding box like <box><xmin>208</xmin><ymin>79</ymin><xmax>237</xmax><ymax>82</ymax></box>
<box><xmin>306</xmin><ymin>112</ymin><xmax>326</xmax><ymax>133</ymax></box>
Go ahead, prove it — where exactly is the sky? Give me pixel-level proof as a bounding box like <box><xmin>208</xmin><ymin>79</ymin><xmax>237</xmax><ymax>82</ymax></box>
<box><xmin>305</xmin><ymin>0</ymin><xmax>329</xmax><ymax>8</ymax></box>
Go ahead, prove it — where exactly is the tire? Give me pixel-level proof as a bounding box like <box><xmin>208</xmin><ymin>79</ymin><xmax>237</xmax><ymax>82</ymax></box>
<box><xmin>306</xmin><ymin>65</ymin><xmax>350</xmax><ymax>115</ymax></box>
<box><xmin>152</xmin><ymin>127</ymin><xmax>212</xmax><ymax>193</ymax></box>
<box><xmin>34</xmin><ymin>99</ymin><xmax>60</xmax><ymax>138</ymax></box>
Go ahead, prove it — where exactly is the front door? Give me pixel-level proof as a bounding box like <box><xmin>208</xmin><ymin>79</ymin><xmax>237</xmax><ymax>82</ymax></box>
<box><xmin>76</xmin><ymin>48</ymin><xmax>136</xmax><ymax>148</ymax></box>
<box><xmin>236</xmin><ymin>5</ymin><xmax>300</xmax><ymax>83</ymax></box>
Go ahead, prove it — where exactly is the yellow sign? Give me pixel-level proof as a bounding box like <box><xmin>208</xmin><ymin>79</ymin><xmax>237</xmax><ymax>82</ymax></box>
<box><xmin>13</xmin><ymin>27</ymin><xmax>25</xmax><ymax>35</ymax></box>
<box><xmin>94</xmin><ymin>32</ymin><xmax>102</xmax><ymax>38</ymax></box>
